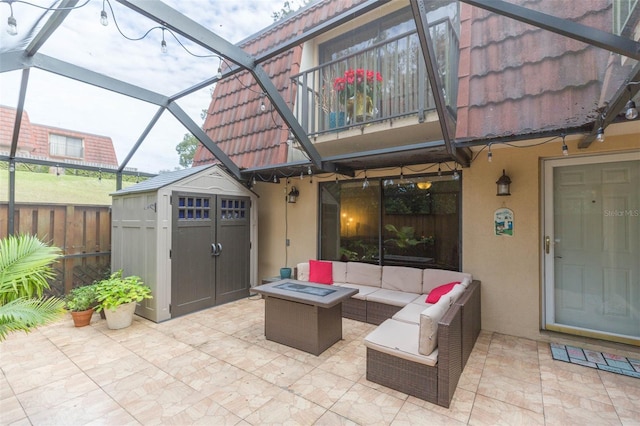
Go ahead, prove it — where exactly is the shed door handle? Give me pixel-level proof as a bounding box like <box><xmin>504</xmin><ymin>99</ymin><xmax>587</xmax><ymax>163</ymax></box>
<box><xmin>211</xmin><ymin>243</ymin><xmax>218</xmax><ymax>256</ymax></box>
<box><xmin>545</xmin><ymin>236</ymin><xmax>550</xmax><ymax>254</ymax></box>
<box><xmin>217</xmin><ymin>243</ymin><xmax>223</xmax><ymax>255</ymax></box>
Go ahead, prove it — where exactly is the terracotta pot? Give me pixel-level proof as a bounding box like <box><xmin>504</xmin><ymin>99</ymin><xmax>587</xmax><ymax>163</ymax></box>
<box><xmin>70</xmin><ymin>308</ymin><xmax>94</xmax><ymax>327</ymax></box>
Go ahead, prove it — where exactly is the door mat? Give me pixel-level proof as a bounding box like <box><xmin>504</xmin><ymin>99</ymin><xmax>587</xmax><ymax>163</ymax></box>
<box><xmin>550</xmin><ymin>343</ymin><xmax>640</xmax><ymax>379</ymax></box>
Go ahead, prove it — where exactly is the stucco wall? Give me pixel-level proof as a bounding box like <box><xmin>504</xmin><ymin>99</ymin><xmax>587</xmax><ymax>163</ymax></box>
<box><xmin>463</xmin><ymin>125</ymin><xmax>639</xmax><ymax>340</ymax></box>
<box><xmin>256</xmin><ymin>180</ymin><xmax>319</xmax><ymax>279</ymax></box>
<box><xmin>254</xmin><ymin>121</ymin><xmax>639</xmax><ymax>339</ymax></box>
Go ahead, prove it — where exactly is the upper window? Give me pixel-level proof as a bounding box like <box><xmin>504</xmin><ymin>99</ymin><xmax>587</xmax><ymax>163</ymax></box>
<box><xmin>613</xmin><ymin>0</ymin><xmax>639</xmax><ymax>35</ymax></box>
<box><xmin>49</xmin><ymin>134</ymin><xmax>83</xmax><ymax>159</ymax></box>
<box><xmin>320</xmin><ymin>7</ymin><xmax>417</xmax><ymax>63</ymax></box>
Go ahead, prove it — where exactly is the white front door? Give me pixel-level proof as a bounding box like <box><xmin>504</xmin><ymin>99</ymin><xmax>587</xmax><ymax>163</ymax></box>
<box><xmin>543</xmin><ymin>153</ymin><xmax>640</xmax><ymax>343</ymax></box>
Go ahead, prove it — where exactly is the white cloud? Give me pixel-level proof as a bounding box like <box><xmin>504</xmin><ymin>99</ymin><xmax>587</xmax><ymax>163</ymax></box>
<box><xmin>0</xmin><ymin>0</ymin><xmax>290</xmax><ymax>173</ymax></box>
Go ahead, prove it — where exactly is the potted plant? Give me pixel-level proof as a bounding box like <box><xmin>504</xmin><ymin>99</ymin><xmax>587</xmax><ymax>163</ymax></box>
<box><xmin>94</xmin><ymin>270</ymin><xmax>152</xmax><ymax>330</ymax></box>
<box><xmin>333</xmin><ymin>68</ymin><xmax>382</xmax><ymax>123</ymax></box>
<box><xmin>65</xmin><ymin>284</ymin><xmax>98</xmax><ymax>327</ymax></box>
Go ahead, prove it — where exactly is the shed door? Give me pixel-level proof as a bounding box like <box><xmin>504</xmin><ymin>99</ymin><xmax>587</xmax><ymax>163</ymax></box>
<box><xmin>171</xmin><ymin>192</ymin><xmax>251</xmax><ymax>317</ymax></box>
<box><xmin>215</xmin><ymin>196</ymin><xmax>250</xmax><ymax>304</ymax></box>
<box><xmin>171</xmin><ymin>192</ymin><xmax>216</xmax><ymax>317</ymax></box>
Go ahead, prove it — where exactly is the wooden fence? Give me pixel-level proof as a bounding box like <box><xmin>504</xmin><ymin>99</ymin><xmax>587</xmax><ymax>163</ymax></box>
<box><xmin>0</xmin><ymin>203</ymin><xmax>112</xmax><ymax>296</ymax></box>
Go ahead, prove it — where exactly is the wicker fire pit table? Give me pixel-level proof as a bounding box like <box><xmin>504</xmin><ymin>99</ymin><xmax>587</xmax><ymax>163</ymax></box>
<box><xmin>253</xmin><ymin>280</ymin><xmax>358</xmax><ymax>355</ymax></box>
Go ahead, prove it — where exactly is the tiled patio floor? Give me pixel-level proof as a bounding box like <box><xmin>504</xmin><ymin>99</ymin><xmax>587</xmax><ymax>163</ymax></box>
<box><xmin>1</xmin><ymin>296</ymin><xmax>639</xmax><ymax>425</ymax></box>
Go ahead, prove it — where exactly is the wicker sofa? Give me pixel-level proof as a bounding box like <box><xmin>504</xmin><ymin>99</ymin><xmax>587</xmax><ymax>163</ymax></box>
<box><xmin>296</xmin><ymin>260</ymin><xmax>481</xmax><ymax>408</ymax></box>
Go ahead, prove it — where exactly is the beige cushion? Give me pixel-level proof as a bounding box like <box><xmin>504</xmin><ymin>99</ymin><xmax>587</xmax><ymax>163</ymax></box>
<box><xmin>332</xmin><ymin>261</ymin><xmax>347</xmax><ymax>283</ymax></box>
<box><xmin>445</xmin><ymin>284</ymin><xmax>465</xmax><ymax>305</ymax></box>
<box><xmin>422</xmin><ymin>269</ymin><xmax>472</xmax><ymax>294</ymax></box>
<box><xmin>418</xmin><ymin>300</ymin><xmax>449</xmax><ymax>356</ymax></box>
<box><xmin>346</xmin><ymin>262</ymin><xmax>382</xmax><ymax>287</ymax></box>
<box><xmin>364</xmin><ymin>319</ymin><xmax>437</xmax><ymax>366</ymax></box>
<box><xmin>381</xmin><ymin>266</ymin><xmax>423</xmax><ymax>293</ymax></box>
<box><xmin>336</xmin><ymin>283</ymin><xmax>379</xmax><ymax>300</ymax></box>
<box><xmin>392</xmin><ymin>302</ymin><xmax>433</xmax><ymax>324</ymax></box>
<box><xmin>366</xmin><ymin>289</ymin><xmax>420</xmax><ymax>307</ymax></box>
<box><xmin>296</xmin><ymin>262</ymin><xmax>309</xmax><ymax>281</ymax></box>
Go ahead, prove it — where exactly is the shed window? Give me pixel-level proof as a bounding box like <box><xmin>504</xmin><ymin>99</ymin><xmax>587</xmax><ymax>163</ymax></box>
<box><xmin>220</xmin><ymin>199</ymin><xmax>246</xmax><ymax>220</ymax></box>
<box><xmin>177</xmin><ymin>196</ymin><xmax>210</xmax><ymax>220</ymax></box>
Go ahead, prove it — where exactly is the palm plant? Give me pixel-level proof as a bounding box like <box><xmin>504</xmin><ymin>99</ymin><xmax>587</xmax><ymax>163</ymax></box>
<box><xmin>0</xmin><ymin>234</ymin><xmax>67</xmax><ymax>341</ymax></box>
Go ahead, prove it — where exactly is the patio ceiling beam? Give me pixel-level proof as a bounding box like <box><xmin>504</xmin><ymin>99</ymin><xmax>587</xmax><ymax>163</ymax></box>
<box><xmin>411</xmin><ymin>0</ymin><xmax>471</xmax><ymax>167</ymax></box>
<box><xmin>24</xmin><ymin>0</ymin><xmax>79</xmax><ymax>57</ymax></box>
<box><xmin>117</xmin><ymin>0</ymin><xmax>326</xmax><ymax>171</ymax></box>
<box><xmin>322</xmin><ymin>140</ymin><xmax>446</xmax><ymax>163</ymax></box>
<box><xmin>460</xmin><ymin>0</ymin><xmax>640</xmax><ymax>61</ymax></box>
<box><xmin>28</xmin><ymin>53</ymin><xmax>169</xmax><ymax>105</ymax></box>
<box><xmin>167</xmin><ymin>102</ymin><xmax>242</xmax><ymax>179</ymax></box>
<box><xmin>0</xmin><ymin>155</ymin><xmax>155</xmax><ymax>177</ymax></box>
<box><xmin>579</xmin><ymin>62</ymin><xmax>640</xmax><ymax>148</ymax></box>
<box><xmin>117</xmin><ymin>106</ymin><xmax>165</xmax><ymax>174</ymax></box>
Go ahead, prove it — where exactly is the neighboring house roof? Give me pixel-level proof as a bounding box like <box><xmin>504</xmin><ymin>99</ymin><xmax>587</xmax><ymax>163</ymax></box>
<box><xmin>456</xmin><ymin>0</ymin><xmax>617</xmax><ymax>142</ymax></box>
<box><xmin>112</xmin><ymin>164</ymin><xmax>212</xmax><ymax>195</ymax></box>
<box><xmin>0</xmin><ymin>105</ymin><xmax>119</xmax><ymax>166</ymax></box>
<box><xmin>193</xmin><ymin>0</ymin><xmax>367</xmax><ymax>170</ymax></box>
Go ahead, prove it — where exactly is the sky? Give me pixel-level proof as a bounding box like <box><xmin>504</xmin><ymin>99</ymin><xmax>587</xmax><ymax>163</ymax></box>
<box><xmin>0</xmin><ymin>0</ymin><xmax>307</xmax><ymax>173</ymax></box>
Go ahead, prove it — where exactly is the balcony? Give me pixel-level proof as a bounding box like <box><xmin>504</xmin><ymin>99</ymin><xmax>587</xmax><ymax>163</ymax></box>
<box><xmin>290</xmin><ymin>17</ymin><xmax>459</xmax><ymax>141</ymax></box>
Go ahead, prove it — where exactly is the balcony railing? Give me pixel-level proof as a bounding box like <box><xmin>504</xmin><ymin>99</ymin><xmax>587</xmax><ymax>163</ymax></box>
<box><xmin>290</xmin><ymin>17</ymin><xmax>459</xmax><ymax>136</ymax></box>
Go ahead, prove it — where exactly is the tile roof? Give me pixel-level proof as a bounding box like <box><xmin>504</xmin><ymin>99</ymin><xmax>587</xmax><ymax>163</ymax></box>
<box><xmin>193</xmin><ymin>0</ymin><xmax>368</xmax><ymax>170</ymax></box>
<box><xmin>456</xmin><ymin>0</ymin><xmax>617</xmax><ymax>141</ymax></box>
<box><xmin>0</xmin><ymin>105</ymin><xmax>118</xmax><ymax>166</ymax></box>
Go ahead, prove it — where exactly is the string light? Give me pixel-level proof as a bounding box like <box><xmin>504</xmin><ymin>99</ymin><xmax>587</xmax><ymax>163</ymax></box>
<box><xmin>437</xmin><ymin>163</ymin><xmax>442</xmax><ymax>177</ymax></box>
<box><xmin>252</xmin><ymin>175</ymin><xmax>257</xmax><ymax>186</ymax></box>
<box><xmin>452</xmin><ymin>163</ymin><xmax>460</xmax><ymax>180</ymax></box>
<box><xmin>561</xmin><ymin>135</ymin><xmax>569</xmax><ymax>156</ymax></box>
<box><xmin>307</xmin><ymin>166</ymin><xmax>312</xmax><ymax>175</ymax></box>
<box><xmin>596</xmin><ymin>127</ymin><xmax>605</xmax><ymax>143</ymax></box>
<box><xmin>362</xmin><ymin>169</ymin><xmax>369</xmax><ymax>189</ymax></box>
<box><xmin>273</xmin><ymin>174</ymin><xmax>277</xmax><ymax>183</ymax></box>
<box><xmin>100</xmin><ymin>0</ymin><xmax>109</xmax><ymax>26</ymax></box>
<box><xmin>487</xmin><ymin>144</ymin><xmax>493</xmax><ymax>162</ymax></box>
<box><xmin>216</xmin><ymin>58</ymin><xmax>223</xmax><ymax>79</ymax></box>
<box><xmin>6</xmin><ymin>1</ymin><xmax>16</xmax><ymax>36</ymax></box>
<box><xmin>160</xmin><ymin>28</ymin><xmax>167</xmax><ymax>54</ymax></box>
<box><xmin>260</xmin><ymin>95</ymin><xmax>266</xmax><ymax>112</ymax></box>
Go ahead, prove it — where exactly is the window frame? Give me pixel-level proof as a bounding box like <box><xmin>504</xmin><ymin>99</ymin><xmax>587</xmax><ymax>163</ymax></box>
<box><xmin>48</xmin><ymin>133</ymin><xmax>84</xmax><ymax>159</ymax></box>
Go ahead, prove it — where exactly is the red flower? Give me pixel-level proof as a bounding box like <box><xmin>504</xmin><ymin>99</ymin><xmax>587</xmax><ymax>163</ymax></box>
<box><xmin>333</xmin><ymin>68</ymin><xmax>383</xmax><ymax>98</ymax></box>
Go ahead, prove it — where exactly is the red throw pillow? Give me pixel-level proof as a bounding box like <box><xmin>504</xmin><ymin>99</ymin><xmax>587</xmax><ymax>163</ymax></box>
<box><xmin>426</xmin><ymin>281</ymin><xmax>460</xmax><ymax>304</ymax></box>
<box><xmin>309</xmin><ymin>260</ymin><xmax>333</xmax><ymax>285</ymax></box>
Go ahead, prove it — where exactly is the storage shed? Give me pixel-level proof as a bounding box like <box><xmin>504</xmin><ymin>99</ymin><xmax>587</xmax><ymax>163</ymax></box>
<box><xmin>111</xmin><ymin>165</ymin><xmax>258</xmax><ymax>322</ymax></box>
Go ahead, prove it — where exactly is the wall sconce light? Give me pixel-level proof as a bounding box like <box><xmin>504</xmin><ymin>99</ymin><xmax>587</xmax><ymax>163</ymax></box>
<box><xmin>287</xmin><ymin>186</ymin><xmax>299</xmax><ymax>203</ymax></box>
<box><xmin>496</xmin><ymin>169</ymin><xmax>511</xmax><ymax>196</ymax></box>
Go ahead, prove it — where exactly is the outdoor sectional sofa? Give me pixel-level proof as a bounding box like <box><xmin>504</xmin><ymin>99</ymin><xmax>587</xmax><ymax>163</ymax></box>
<box><xmin>296</xmin><ymin>260</ymin><xmax>481</xmax><ymax>408</ymax></box>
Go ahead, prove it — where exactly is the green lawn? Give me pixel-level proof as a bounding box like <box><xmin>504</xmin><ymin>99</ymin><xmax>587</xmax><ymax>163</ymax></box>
<box><xmin>0</xmin><ymin>170</ymin><xmax>137</xmax><ymax>205</ymax></box>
